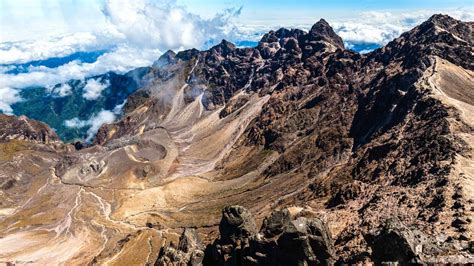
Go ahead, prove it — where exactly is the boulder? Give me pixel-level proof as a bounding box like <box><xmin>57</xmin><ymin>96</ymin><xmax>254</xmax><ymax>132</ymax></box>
<box><xmin>261</xmin><ymin>209</ymin><xmax>292</xmax><ymax>238</ymax></box>
<box><xmin>219</xmin><ymin>206</ymin><xmax>258</xmax><ymax>243</ymax></box>
<box><xmin>365</xmin><ymin>218</ymin><xmax>423</xmax><ymax>264</ymax></box>
<box><xmin>277</xmin><ymin>217</ymin><xmax>335</xmax><ymax>266</ymax></box>
<box><xmin>204</xmin><ymin>206</ymin><xmax>335</xmax><ymax>266</ymax></box>
<box><xmin>155</xmin><ymin>228</ymin><xmax>204</xmax><ymax>266</ymax></box>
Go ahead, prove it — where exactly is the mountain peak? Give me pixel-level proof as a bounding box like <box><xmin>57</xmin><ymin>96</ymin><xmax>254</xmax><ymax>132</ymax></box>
<box><xmin>162</xmin><ymin>49</ymin><xmax>177</xmax><ymax>58</ymax></box>
<box><xmin>176</xmin><ymin>48</ymin><xmax>200</xmax><ymax>61</ymax></box>
<box><xmin>421</xmin><ymin>14</ymin><xmax>466</xmax><ymax>33</ymax></box>
<box><xmin>309</xmin><ymin>18</ymin><xmax>333</xmax><ymax>35</ymax></box>
<box><xmin>153</xmin><ymin>50</ymin><xmax>177</xmax><ymax>67</ymax></box>
<box><xmin>312</xmin><ymin>18</ymin><xmax>331</xmax><ymax>28</ymax></box>
<box><xmin>400</xmin><ymin>13</ymin><xmax>474</xmax><ymax>48</ymax></box>
<box><xmin>309</xmin><ymin>18</ymin><xmax>344</xmax><ymax>50</ymax></box>
<box><xmin>427</xmin><ymin>13</ymin><xmax>457</xmax><ymax>24</ymax></box>
<box><xmin>211</xmin><ymin>39</ymin><xmax>236</xmax><ymax>55</ymax></box>
<box><xmin>218</xmin><ymin>39</ymin><xmax>235</xmax><ymax>47</ymax></box>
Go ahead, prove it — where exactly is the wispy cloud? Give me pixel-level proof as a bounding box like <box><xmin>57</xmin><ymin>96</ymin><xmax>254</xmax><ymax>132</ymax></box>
<box><xmin>83</xmin><ymin>78</ymin><xmax>110</xmax><ymax>100</ymax></box>
<box><xmin>0</xmin><ymin>0</ymin><xmax>242</xmax><ymax>91</ymax></box>
<box><xmin>229</xmin><ymin>8</ymin><xmax>474</xmax><ymax>46</ymax></box>
<box><xmin>52</xmin><ymin>83</ymin><xmax>73</xmax><ymax>97</ymax></box>
<box><xmin>0</xmin><ymin>32</ymin><xmax>111</xmax><ymax>65</ymax></box>
<box><xmin>0</xmin><ymin>87</ymin><xmax>22</xmax><ymax>114</ymax></box>
<box><xmin>332</xmin><ymin>8</ymin><xmax>474</xmax><ymax>44</ymax></box>
<box><xmin>102</xmin><ymin>0</ymin><xmax>241</xmax><ymax>51</ymax></box>
<box><xmin>0</xmin><ymin>46</ymin><xmax>160</xmax><ymax>89</ymax></box>
<box><xmin>64</xmin><ymin>110</ymin><xmax>117</xmax><ymax>142</ymax></box>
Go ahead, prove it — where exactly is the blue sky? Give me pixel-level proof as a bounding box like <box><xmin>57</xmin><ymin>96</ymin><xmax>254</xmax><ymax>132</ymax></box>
<box><xmin>1</xmin><ymin>0</ymin><xmax>473</xmax><ymax>42</ymax></box>
<box><xmin>182</xmin><ymin>0</ymin><xmax>474</xmax><ymax>22</ymax></box>
<box><xmin>182</xmin><ymin>0</ymin><xmax>473</xmax><ymax>14</ymax></box>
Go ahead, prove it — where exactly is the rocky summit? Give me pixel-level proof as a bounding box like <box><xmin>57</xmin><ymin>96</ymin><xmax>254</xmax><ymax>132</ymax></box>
<box><xmin>0</xmin><ymin>14</ymin><xmax>473</xmax><ymax>265</ymax></box>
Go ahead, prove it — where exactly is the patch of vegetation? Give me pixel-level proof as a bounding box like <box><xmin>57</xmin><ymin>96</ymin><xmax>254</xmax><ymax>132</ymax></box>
<box><xmin>0</xmin><ymin>140</ymin><xmax>28</xmax><ymax>161</ymax></box>
<box><xmin>11</xmin><ymin>69</ymin><xmax>149</xmax><ymax>142</ymax></box>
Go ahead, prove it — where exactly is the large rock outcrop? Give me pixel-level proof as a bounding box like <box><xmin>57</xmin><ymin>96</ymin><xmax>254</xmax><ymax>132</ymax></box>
<box><xmin>201</xmin><ymin>206</ymin><xmax>335</xmax><ymax>266</ymax></box>
<box><xmin>0</xmin><ymin>114</ymin><xmax>59</xmax><ymax>143</ymax></box>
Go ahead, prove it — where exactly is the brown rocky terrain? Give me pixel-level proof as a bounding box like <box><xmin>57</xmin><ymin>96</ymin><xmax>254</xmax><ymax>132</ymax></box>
<box><xmin>0</xmin><ymin>114</ymin><xmax>60</xmax><ymax>143</ymax></box>
<box><xmin>0</xmin><ymin>14</ymin><xmax>473</xmax><ymax>265</ymax></box>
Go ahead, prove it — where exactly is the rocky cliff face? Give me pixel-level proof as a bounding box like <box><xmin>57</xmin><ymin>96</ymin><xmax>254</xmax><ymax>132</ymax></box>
<box><xmin>0</xmin><ymin>14</ymin><xmax>473</xmax><ymax>265</ymax></box>
<box><xmin>0</xmin><ymin>114</ymin><xmax>60</xmax><ymax>143</ymax></box>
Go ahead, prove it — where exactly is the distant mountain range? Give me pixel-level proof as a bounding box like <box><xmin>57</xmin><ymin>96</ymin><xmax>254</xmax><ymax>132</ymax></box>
<box><xmin>2</xmin><ymin>40</ymin><xmax>380</xmax><ymax>142</ymax></box>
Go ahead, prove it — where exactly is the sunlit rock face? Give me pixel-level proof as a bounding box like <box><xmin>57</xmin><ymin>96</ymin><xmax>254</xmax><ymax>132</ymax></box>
<box><xmin>0</xmin><ymin>15</ymin><xmax>473</xmax><ymax>265</ymax></box>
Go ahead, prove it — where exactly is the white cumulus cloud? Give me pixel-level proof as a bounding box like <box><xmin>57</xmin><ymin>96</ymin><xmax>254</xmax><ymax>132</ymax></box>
<box><xmin>0</xmin><ymin>87</ymin><xmax>22</xmax><ymax>114</ymax></box>
<box><xmin>64</xmin><ymin>117</ymin><xmax>88</xmax><ymax>129</ymax></box>
<box><xmin>332</xmin><ymin>8</ymin><xmax>474</xmax><ymax>45</ymax></box>
<box><xmin>0</xmin><ymin>0</ymin><xmax>242</xmax><ymax>91</ymax></box>
<box><xmin>83</xmin><ymin>79</ymin><xmax>110</xmax><ymax>100</ymax></box>
<box><xmin>52</xmin><ymin>83</ymin><xmax>73</xmax><ymax>97</ymax></box>
<box><xmin>102</xmin><ymin>0</ymin><xmax>241</xmax><ymax>51</ymax></box>
<box><xmin>0</xmin><ymin>32</ymin><xmax>112</xmax><ymax>65</ymax></box>
<box><xmin>0</xmin><ymin>46</ymin><xmax>160</xmax><ymax>89</ymax></box>
<box><xmin>64</xmin><ymin>110</ymin><xmax>116</xmax><ymax>142</ymax></box>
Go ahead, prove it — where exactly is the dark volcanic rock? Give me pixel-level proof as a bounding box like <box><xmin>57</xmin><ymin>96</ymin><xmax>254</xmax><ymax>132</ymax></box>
<box><xmin>0</xmin><ymin>114</ymin><xmax>59</xmax><ymax>143</ymax></box>
<box><xmin>365</xmin><ymin>218</ymin><xmax>424</xmax><ymax>265</ymax></box>
<box><xmin>211</xmin><ymin>40</ymin><xmax>236</xmax><ymax>56</ymax></box>
<box><xmin>277</xmin><ymin>217</ymin><xmax>335</xmax><ymax>266</ymax></box>
<box><xmin>261</xmin><ymin>209</ymin><xmax>292</xmax><ymax>238</ymax></box>
<box><xmin>176</xmin><ymin>48</ymin><xmax>200</xmax><ymax>61</ymax></box>
<box><xmin>155</xmin><ymin>228</ymin><xmax>205</xmax><ymax>266</ymax></box>
<box><xmin>219</xmin><ymin>206</ymin><xmax>258</xmax><ymax>243</ymax></box>
<box><xmin>203</xmin><ymin>206</ymin><xmax>335</xmax><ymax>266</ymax></box>
<box><xmin>153</xmin><ymin>50</ymin><xmax>177</xmax><ymax>68</ymax></box>
<box><xmin>308</xmin><ymin>19</ymin><xmax>345</xmax><ymax>50</ymax></box>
